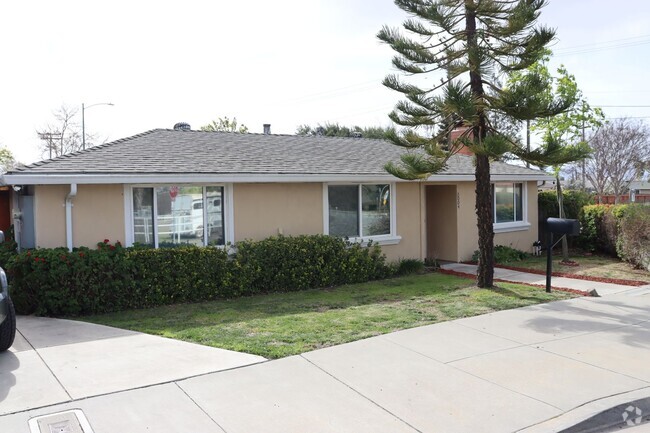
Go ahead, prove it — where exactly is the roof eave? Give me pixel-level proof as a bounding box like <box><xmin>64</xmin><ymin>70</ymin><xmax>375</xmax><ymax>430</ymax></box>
<box><xmin>2</xmin><ymin>172</ymin><xmax>554</xmax><ymax>185</ymax></box>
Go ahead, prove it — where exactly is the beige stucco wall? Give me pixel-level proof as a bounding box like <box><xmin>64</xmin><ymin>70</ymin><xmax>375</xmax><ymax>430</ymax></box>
<box><xmin>381</xmin><ymin>182</ymin><xmax>425</xmax><ymax>262</ymax></box>
<box><xmin>425</xmin><ymin>185</ymin><xmax>458</xmax><ymax>262</ymax></box>
<box><xmin>454</xmin><ymin>181</ymin><xmax>539</xmax><ymax>261</ymax></box>
<box><xmin>34</xmin><ymin>185</ymin><xmax>67</xmax><ymax>248</ymax></box>
<box><xmin>73</xmin><ymin>184</ymin><xmax>126</xmax><ymax>247</ymax></box>
<box><xmin>456</xmin><ymin>182</ymin><xmax>480</xmax><ymax>261</ymax></box>
<box><xmin>33</xmin><ymin>184</ymin><xmax>125</xmax><ymax>248</ymax></box>
<box><xmin>32</xmin><ymin>180</ymin><xmax>539</xmax><ymax>264</ymax></box>
<box><xmin>233</xmin><ymin>183</ymin><xmax>323</xmax><ymax>241</ymax></box>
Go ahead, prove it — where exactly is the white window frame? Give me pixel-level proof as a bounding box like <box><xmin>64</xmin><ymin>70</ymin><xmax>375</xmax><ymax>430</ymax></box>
<box><xmin>492</xmin><ymin>181</ymin><xmax>531</xmax><ymax>233</ymax></box>
<box><xmin>123</xmin><ymin>184</ymin><xmax>234</xmax><ymax>247</ymax></box>
<box><xmin>323</xmin><ymin>182</ymin><xmax>401</xmax><ymax>246</ymax></box>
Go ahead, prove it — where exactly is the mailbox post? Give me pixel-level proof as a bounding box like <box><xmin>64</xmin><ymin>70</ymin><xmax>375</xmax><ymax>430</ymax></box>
<box><xmin>545</xmin><ymin>218</ymin><xmax>580</xmax><ymax>293</ymax></box>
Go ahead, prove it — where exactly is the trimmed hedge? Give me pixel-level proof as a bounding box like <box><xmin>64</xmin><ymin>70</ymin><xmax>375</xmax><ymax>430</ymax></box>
<box><xmin>578</xmin><ymin>204</ymin><xmax>628</xmax><ymax>254</ymax></box>
<box><xmin>578</xmin><ymin>204</ymin><xmax>650</xmax><ymax>271</ymax></box>
<box><xmin>538</xmin><ymin>190</ymin><xmax>593</xmax><ymax>247</ymax></box>
<box><xmin>538</xmin><ymin>190</ymin><xmax>593</xmax><ymax>221</ymax></box>
<box><xmin>7</xmin><ymin>235</ymin><xmax>392</xmax><ymax>317</ymax></box>
<box><xmin>617</xmin><ymin>205</ymin><xmax>650</xmax><ymax>271</ymax></box>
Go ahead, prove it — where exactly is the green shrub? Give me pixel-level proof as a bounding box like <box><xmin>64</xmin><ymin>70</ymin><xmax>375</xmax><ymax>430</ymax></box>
<box><xmin>578</xmin><ymin>205</ymin><xmax>607</xmax><ymax>252</ymax></box>
<box><xmin>234</xmin><ymin>235</ymin><xmax>392</xmax><ymax>293</ymax></box>
<box><xmin>394</xmin><ymin>258</ymin><xmax>425</xmax><ymax>276</ymax></box>
<box><xmin>0</xmin><ymin>225</ymin><xmax>18</xmax><ymax>269</ymax></box>
<box><xmin>538</xmin><ymin>190</ymin><xmax>594</xmax><ymax>221</ymax></box>
<box><xmin>539</xmin><ymin>190</ymin><xmax>593</xmax><ymax>247</ymax></box>
<box><xmin>7</xmin><ymin>235</ymin><xmax>392</xmax><ymax>316</ymax></box>
<box><xmin>471</xmin><ymin>245</ymin><xmax>528</xmax><ymax>264</ymax></box>
<box><xmin>578</xmin><ymin>204</ymin><xmax>628</xmax><ymax>254</ymax></box>
<box><xmin>616</xmin><ymin>204</ymin><xmax>650</xmax><ymax>271</ymax></box>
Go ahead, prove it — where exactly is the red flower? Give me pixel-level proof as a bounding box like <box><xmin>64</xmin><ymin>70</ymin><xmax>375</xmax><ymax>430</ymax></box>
<box><xmin>104</xmin><ymin>239</ymin><xmax>110</xmax><ymax>244</ymax></box>
<box><xmin>109</xmin><ymin>245</ymin><xmax>115</xmax><ymax>250</ymax></box>
<box><xmin>79</xmin><ymin>252</ymin><xmax>85</xmax><ymax>258</ymax></box>
<box><xmin>27</xmin><ymin>251</ymin><xmax>31</xmax><ymax>256</ymax></box>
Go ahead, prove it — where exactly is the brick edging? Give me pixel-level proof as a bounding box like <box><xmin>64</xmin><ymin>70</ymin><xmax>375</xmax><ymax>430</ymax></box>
<box><xmin>461</xmin><ymin>262</ymin><xmax>646</xmax><ymax>287</ymax></box>
<box><xmin>438</xmin><ymin>268</ymin><xmax>593</xmax><ymax>296</ymax></box>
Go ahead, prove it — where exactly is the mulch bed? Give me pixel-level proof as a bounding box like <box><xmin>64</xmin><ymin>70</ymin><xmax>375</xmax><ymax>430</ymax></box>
<box><xmin>460</xmin><ymin>261</ymin><xmax>647</xmax><ymax>287</ymax></box>
<box><xmin>491</xmin><ymin>264</ymin><xmax>647</xmax><ymax>287</ymax></box>
<box><xmin>439</xmin><ymin>268</ymin><xmax>593</xmax><ymax>297</ymax></box>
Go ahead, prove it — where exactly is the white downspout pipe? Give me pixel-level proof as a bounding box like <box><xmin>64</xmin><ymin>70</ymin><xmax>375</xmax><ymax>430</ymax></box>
<box><xmin>65</xmin><ymin>184</ymin><xmax>77</xmax><ymax>251</ymax></box>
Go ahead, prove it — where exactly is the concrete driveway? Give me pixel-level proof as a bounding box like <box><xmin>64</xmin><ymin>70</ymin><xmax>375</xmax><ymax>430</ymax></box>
<box><xmin>0</xmin><ymin>316</ymin><xmax>265</xmax><ymax>417</ymax></box>
<box><xmin>2</xmin><ymin>291</ymin><xmax>650</xmax><ymax>432</ymax></box>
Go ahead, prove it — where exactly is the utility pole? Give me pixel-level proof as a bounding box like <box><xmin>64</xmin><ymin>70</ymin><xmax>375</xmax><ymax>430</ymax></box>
<box><xmin>38</xmin><ymin>132</ymin><xmax>63</xmax><ymax>159</ymax></box>
<box><xmin>581</xmin><ymin>102</ymin><xmax>586</xmax><ymax>191</ymax></box>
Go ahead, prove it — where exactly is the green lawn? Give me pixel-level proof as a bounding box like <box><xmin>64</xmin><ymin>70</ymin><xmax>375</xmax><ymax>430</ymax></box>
<box><xmin>502</xmin><ymin>253</ymin><xmax>650</xmax><ymax>283</ymax></box>
<box><xmin>82</xmin><ymin>272</ymin><xmax>575</xmax><ymax>359</ymax></box>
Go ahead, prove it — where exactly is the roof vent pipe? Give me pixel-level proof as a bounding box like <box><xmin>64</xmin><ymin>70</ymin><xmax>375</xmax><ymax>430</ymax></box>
<box><xmin>263</xmin><ymin>124</ymin><xmax>271</xmax><ymax>135</ymax></box>
<box><xmin>173</xmin><ymin>122</ymin><xmax>191</xmax><ymax>131</ymax></box>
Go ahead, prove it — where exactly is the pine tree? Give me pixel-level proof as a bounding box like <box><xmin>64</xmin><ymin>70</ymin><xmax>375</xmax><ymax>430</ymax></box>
<box><xmin>378</xmin><ymin>0</ymin><xmax>581</xmax><ymax>287</ymax></box>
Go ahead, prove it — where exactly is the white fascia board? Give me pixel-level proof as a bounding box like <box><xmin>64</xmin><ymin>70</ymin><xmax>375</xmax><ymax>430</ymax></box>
<box><xmin>425</xmin><ymin>174</ymin><xmax>553</xmax><ymax>182</ymax></box>
<box><xmin>3</xmin><ymin>172</ymin><xmax>553</xmax><ymax>185</ymax></box>
<box><xmin>3</xmin><ymin>173</ymin><xmax>401</xmax><ymax>185</ymax></box>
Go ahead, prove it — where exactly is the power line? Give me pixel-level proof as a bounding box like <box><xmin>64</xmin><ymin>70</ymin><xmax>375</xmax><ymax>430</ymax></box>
<box><xmin>553</xmin><ymin>33</ymin><xmax>650</xmax><ymax>52</ymax></box>
<box><xmin>552</xmin><ymin>34</ymin><xmax>650</xmax><ymax>56</ymax></box>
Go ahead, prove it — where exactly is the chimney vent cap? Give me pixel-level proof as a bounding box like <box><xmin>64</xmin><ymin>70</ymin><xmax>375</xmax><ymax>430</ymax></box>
<box><xmin>174</xmin><ymin>122</ymin><xmax>191</xmax><ymax>131</ymax></box>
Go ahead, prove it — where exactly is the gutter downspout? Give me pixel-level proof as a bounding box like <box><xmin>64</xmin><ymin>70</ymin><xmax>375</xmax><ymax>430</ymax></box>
<box><xmin>66</xmin><ymin>184</ymin><xmax>77</xmax><ymax>251</ymax></box>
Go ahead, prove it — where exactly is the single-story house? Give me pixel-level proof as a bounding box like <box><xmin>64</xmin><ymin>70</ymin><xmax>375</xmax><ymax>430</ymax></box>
<box><xmin>1</xmin><ymin>126</ymin><xmax>552</xmax><ymax>262</ymax></box>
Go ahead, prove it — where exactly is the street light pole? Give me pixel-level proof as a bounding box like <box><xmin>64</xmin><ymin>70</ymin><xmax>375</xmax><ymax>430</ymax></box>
<box><xmin>81</xmin><ymin>102</ymin><xmax>114</xmax><ymax>150</ymax></box>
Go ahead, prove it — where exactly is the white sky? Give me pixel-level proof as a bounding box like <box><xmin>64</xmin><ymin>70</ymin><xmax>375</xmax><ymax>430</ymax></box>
<box><xmin>1</xmin><ymin>0</ymin><xmax>649</xmax><ymax>165</ymax></box>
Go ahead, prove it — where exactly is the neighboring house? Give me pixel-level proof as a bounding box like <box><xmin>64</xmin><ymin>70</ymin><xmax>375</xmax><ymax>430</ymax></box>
<box><xmin>628</xmin><ymin>179</ymin><xmax>650</xmax><ymax>204</ymax></box>
<box><xmin>629</xmin><ymin>179</ymin><xmax>650</xmax><ymax>195</ymax></box>
<box><xmin>1</xmin><ymin>126</ymin><xmax>552</xmax><ymax>262</ymax></box>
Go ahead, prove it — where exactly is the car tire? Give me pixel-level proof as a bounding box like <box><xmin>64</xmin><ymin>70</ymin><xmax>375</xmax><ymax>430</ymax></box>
<box><xmin>0</xmin><ymin>296</ymin><xmax>16</xmax><ymax>352</ymax></box>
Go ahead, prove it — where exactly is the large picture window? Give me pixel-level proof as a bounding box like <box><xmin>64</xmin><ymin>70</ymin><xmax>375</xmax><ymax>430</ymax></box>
<box><xmin>493</xmin><ymin>182</ymin><xmax>524</xmax><ymax>224</ymax></box>
<box><xmin>132</xmin><ymin>185</ymin><xmax>225</xmax><ymax>247</ymax></box>
<box><xmin>327</xmin><ymin>184</ymin><xmax>392</xmax><ymax>238</ymax></box>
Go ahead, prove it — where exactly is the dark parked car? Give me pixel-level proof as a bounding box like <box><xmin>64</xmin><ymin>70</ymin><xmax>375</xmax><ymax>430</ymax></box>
<box><xmin>0</xmin><ymin>231</ymin><xmax>15</xmax><ymax>352</ymax></box>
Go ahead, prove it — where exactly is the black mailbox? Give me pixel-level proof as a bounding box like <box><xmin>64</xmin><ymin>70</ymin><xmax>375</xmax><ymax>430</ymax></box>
<box><xmin>546</xmin><ymin>218</ymin><xmax>580</xmax><ymax>236</ymax></box>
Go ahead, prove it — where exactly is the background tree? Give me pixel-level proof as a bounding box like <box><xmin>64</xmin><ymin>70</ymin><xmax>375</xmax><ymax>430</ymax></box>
<box><xmin>296</xmin><ymin>122</ymin><xmax>395</xmax><ymax>139</ymax></box>
<box><xmin>0</xmin><ymin>147</ymin><xmax>16</xmax><ymax>173</ymax></box>
<box><xmin>378</xmin><ymin>0</ymin><xmax>582</xmax><ymax>287</ymax></box>
<box><xmin>509</xmin><ymin>58</ymin><xmax>601</xmax><ymax>262</ymax></box>
<box><xmin>200</xmin><ymin>116</ymin><xmax>249</xmax><ymax>133</ymax></box>
<box><xmin>35</xmin><ymin>105</ymin><xmax>96</xmax><ymax>159</ymax></box>
<box><xmin>594</xmin><ymin>118</ymin><xmax>650</xmax><ymax>203</ymax></box>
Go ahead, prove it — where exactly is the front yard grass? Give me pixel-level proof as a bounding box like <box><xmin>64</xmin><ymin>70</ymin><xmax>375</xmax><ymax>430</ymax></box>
<box><xmin>82</xmin><ymin>272</ymin><xmax>575</xmax><ymax>359</ymax></box>
<box><xmin>502</xmin><ymin>253</ymin><xmax>650</xmax><ymax>284</ymax></box>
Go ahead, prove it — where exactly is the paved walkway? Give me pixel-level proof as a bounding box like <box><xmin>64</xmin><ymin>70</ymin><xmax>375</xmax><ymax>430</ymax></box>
<box><xmin>1</xmin><ymin>277</ymin><xmax>650</xmax><ymax>432</ymax></box>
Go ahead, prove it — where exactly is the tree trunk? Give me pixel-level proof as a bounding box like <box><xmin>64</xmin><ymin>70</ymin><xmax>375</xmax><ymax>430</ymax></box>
<box><xmin>556</xmin><ymin>173</ymin><xmax>569</xmax><ymax>261</ymax></box>
<box><xmin>475</xmin><ymin>154</ymin><xmax>494</xmax><ymax>287</ymax></box>
<box><xmin>465</xmin><ymin>2</ymin><xmax>494</xmax><ymax>287</ymax></box>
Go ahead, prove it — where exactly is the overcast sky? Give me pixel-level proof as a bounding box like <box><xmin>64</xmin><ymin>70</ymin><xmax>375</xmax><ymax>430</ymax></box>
<box><xmin>1</xmin><ymin>0</ymin><xmax>649</xmax><ymax>165</ymax></box>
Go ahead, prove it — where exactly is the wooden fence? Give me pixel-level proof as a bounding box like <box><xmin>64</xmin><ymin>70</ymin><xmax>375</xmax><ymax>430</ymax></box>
<box><xmin>595</xmin><ymin>194</ymin><xmax>650</xmax><ymax>204</ymax></box>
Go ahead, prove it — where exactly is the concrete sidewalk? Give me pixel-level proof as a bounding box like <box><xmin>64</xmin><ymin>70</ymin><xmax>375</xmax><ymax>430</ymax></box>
<box><xmin>2</xmin><ymin>289</ymin><xmax>650</xmax><ymax>432</ymax></box>
<box><xmin>0</xmin><ymin>316</ymin><xmax>265</xmax><ymax>417</ymax></box>
<box><xmin>441</xmin><ymin>262</ymin><xmax>650</xmax><ymax>296</ymax></box>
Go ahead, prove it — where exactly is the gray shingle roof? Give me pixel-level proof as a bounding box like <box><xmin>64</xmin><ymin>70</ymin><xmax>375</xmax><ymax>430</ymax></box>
<box><xmin>7</xmin><ymin>129</ymin><xmax>547</xmax><ymax>178</ymax></box>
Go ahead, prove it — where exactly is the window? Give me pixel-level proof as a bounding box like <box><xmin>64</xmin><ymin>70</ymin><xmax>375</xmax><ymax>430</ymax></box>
<box><xmin>131</xmin><ymin>185</ymin><xmax>225</xmax><ymax>247</ymax></box>
<box><xmin>327</xmin><ymin>184</ymin><xmax>393</xmax><ymax>239</ymax></box>
<box><xmin>493</xmin><ymin>182</ymin><xmax>524</xmax><ymax>224</ymax></box>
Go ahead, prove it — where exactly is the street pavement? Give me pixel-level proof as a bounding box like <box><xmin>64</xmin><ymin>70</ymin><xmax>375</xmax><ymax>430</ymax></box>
<box><xmin>1</xmin><ymin>271</ymin><xmax>650</xmax><ymax>432</ymax></box>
